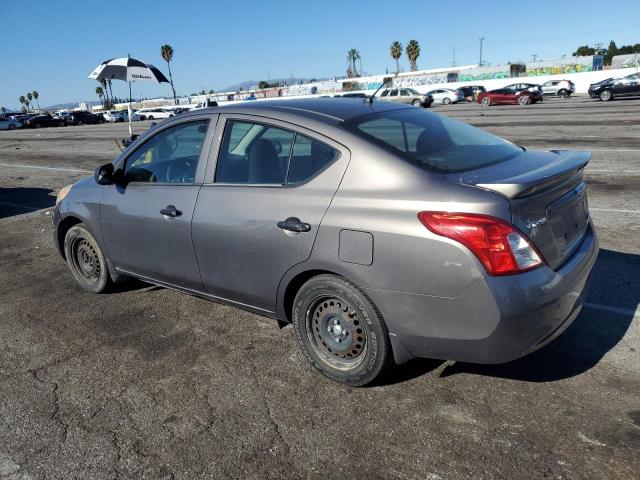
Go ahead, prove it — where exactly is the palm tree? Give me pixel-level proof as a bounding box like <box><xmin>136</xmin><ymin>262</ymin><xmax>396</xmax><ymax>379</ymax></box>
<box><xmin>99</xmin><ymin>79</ymin><xmax>110</xmax><ymax>108</ymax></box>
<box><xmin>25</xmin><ymin>99</ymin><xmax>31</xmax><ymax>111</ymax></box>
<box><xmin>346</xmin><ymin>49</ymin><xmax>360</xmax><ymax>78</ymax></box>
<box><xmin>96</xmin><ymin>86</ymin><xmax>105</xmax><ymax>109</ymax></box>
<box><xmin>19</xmin><ymin>95</ymin><xmax>26</xmax><ymax>112</ymax></box>
<box><xmin>161</xmin><ymin>44</ymin><xmax>177</xmax><ymax>105</ymax></box>
<box><xmin>390</xmin><ymin>41</ymin><xmax>403</xmax><ymax>74</ymax></box>
<box><xmin>1</xmin><ymin>106</ymin><xmax>6</xmax><ymax>115</ymax></box>
<box><xmin>406</xmin><ymin>40</ymin><xmax>421</xmax><ymax>72</ymax></box>
<box><xmin>107</xmin><ymin>79</ymin><xmax>114</xmax><ymax>105</ymax></box>
<box><xmin>27</xmin><ymin>92</ymin><xmax>33</xmax><ymax>111</ymax></box>
<box><xmin>32</xmin><ymin>91</ymin><xmax>40</xmax><ymax>110</ymax></box>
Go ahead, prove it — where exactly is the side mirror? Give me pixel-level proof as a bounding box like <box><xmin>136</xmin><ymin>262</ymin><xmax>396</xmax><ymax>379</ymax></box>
<box><xmin>95</xmin><ymin>163</ymin><xmax>115</xmax><ymax>185</ymax></box>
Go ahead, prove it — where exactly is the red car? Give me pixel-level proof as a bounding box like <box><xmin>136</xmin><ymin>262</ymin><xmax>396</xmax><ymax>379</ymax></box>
<box><xmin>477</xmin><ymin>84</ymin><xmax>543</xmax><ymax>106</ymax></box>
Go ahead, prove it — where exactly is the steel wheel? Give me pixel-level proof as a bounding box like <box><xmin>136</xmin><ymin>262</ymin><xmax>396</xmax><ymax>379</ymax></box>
<box><xmin>64</xmin><ymin>224</ymin><xmax>111</xmax><ymax>293</ymax></box>
<box><xmin>70</xmin><ymin>237</ymin><xmax>101</xmax><ymax>283</ymax></box>
<box><xmin>307</xmin><ymin>295</ymin><xmax>367</xmax><ymax>370</ymax></box>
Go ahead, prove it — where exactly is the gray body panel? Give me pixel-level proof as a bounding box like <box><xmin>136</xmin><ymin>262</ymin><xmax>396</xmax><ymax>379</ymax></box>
<box><xmin>53</xmin><ymin>98</ymin><xmax>598</xmax><ymax>366</ymax></box>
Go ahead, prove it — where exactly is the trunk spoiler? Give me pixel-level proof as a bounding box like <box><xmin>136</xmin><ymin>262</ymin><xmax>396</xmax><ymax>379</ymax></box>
<box><xmin>452</xmin><ymin>150</ymin><xmax>591</xmax><ymax>199</ymax></box>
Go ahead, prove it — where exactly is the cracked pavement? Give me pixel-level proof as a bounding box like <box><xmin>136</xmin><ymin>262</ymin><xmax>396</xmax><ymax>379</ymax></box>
<box><xmin>1</xmin><ymin>98</ymin><xmax>639</xmax><ymax>479</ymax></box>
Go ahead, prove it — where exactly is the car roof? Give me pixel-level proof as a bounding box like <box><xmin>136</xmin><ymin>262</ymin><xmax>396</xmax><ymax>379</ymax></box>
<box><xmin>179</xmin><ymin>98</ymin><xmax>411</xmax><ymax>126</ymax></box>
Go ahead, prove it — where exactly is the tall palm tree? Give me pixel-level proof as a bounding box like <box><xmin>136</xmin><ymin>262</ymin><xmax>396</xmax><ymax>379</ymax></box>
<box><xmin>27</xmin><ymin>92</ymin><xmax>33</xmax><ymax>111</ymax></box>
<box><xmin>25</xmin><ymin>99</ymin><xmax>30</xmax><ymax>111</ymax></box>
<box><xmin>406</xmin><ymin>40</ymin><xmax>421</xmax><ymax>72</ymax></box>
<box><xmin>96</xmin><ymin>86</ymin><xmax>105</xmax><ymax>109</ymax></box>
<box><xmin>161</xmin><ymin>44</ymin><xmax>177</xmax><ymax>105</ymax></box>
<box><xmin>107</xmin><ymin>79</ymin><xmax>114</xmax><ymax>105</ymax></box>
<box><xmin>346</xmin><ymin>49</ymin><xmax>360</xmax><ymax>78</ymax></box>
<box><xmin>390</xmin><ymin>41</ymin><xmax>403</xmax><ymax>74</ymax></box>
<box><xmin>1</xmin><ymin>106</ymin><xmax>6</xmax><ymax>115</ymax></box>
<box><xmin>99</xmin><ymin>79</ymin><xmax>110</xmax><ymax>108</ymax></box>
<box><xmin>19</xmin><ymin>96</ymin><xmax>26</xmax><ymax>112</ymax></box>
<box><xmin>32</xmin><ymin>91</ymin><xmax>39</xmax><ymax>110</ymax></box>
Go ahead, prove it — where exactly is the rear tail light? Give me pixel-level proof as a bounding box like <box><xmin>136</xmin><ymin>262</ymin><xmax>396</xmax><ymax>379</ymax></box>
<box><xmin>418</xmin><ymin>212</ymin><xmax>544</xmax><ymax>276</ymax></box>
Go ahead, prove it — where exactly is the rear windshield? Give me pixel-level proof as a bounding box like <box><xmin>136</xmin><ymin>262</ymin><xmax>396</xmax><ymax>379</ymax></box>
<box><xmin>344</xmin><ymin>108</ymin><xmax>522</xmax><ymax>173</ymax></box>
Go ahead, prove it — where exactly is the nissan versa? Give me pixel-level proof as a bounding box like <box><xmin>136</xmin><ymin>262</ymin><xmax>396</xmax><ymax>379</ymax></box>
<box><xmin>53</xmin><ymin>98</ymin><xmax>598</xmax><ymax>386</ymax></box>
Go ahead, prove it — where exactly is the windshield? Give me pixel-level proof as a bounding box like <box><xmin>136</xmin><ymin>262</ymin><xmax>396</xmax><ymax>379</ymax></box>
<box><xmin>344</xmin><ymin>108</ymin><xmax>522</xmax><ymax>173</ymax></box>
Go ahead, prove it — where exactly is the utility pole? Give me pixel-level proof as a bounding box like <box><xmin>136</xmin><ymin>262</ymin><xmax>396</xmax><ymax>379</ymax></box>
<box><xmin>452</xmin><ymin>45</ymin><xmax>456</xmax><ymax>67</ymax></box>
<box><xmin>532</xmin><ymin>54</ymin><xmax>538</xmax><ymax>62</ymax></box>
<box><xmin>479</xmin><ymin>37</ymin><xmax>485</xmax><ymax>66</ymax></box>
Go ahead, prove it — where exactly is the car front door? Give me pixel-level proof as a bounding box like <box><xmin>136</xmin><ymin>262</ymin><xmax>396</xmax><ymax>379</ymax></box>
<box><xmin>100</xmin><ymin>115</ymin><xmax>216</xmax><ymax>289</ymax></box>
<box><xmin>191</xmin><ymin>115</ymin><xmax>350</xmax><ymax>312</ymax></box>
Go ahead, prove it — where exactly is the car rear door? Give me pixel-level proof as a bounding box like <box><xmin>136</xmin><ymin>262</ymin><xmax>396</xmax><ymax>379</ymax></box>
<box><xmin>191</xmin><ymin>114</ymin><xmax>350</xmax><ymax>312</ymax></box>
<box><xmin>99</xmin><ymin>114</ymin><xmax>217</xmax><ymax>290</ymax></box>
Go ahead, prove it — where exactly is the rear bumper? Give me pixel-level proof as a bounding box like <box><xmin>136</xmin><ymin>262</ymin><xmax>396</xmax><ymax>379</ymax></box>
<box><xmin>369</xmin><ymin>222</ymin><xmax>599</xmax><ymax>365</ymax></box>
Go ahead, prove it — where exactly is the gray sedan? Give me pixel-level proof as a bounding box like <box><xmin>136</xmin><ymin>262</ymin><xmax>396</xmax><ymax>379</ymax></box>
<box><xmin>53</xmin><ymin>99</ymin><xmax>598</xmax><ymax>386</ymax></box>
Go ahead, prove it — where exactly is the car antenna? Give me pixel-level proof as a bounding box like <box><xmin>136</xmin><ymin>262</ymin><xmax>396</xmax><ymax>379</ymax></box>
<box><xmin>363</xmin><ymin>77</ymin><xmax>393</xmax><ymax>104</ymax></box>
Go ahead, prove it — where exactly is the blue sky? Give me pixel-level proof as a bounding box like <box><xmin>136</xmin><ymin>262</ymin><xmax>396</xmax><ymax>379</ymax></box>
<box><xmin>1</xmin><ymin>0</ymin><xmax>639</xmax><ymax>109</ymax></box>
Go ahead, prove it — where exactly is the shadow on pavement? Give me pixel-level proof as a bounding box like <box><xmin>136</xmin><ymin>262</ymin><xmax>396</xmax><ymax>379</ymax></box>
<box><xmin>382</xmin><ymin>248</ymin><xmax>638</xmax><ymax>385</ymax></box>
<box><xmin>0</xmin><ymin>187</ymin><xmax>55</xmax><ymax>219</ymax></box>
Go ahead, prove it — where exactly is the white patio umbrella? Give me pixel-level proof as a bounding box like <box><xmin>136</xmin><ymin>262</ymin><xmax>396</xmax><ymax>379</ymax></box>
<box><xmin>88</xmin><ymin>56</ymin><xmax>170</xmax><ymax>137</ymax></box>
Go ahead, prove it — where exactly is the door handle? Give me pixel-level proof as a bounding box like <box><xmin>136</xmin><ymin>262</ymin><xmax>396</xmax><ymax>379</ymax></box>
<box><xmin>160</xmin><ymin>205</ymin><xmax>181</xmax><ymax>218</ymax></box>
<box><xmin>277</xmin><ymin>217</ymin><xmax>311</xmax><ymax>233</ymax></box>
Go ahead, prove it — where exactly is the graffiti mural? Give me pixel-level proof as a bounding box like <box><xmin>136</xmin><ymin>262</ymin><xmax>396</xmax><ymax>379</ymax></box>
<box><xmin>525</xmin><ymin>64</ymin><xmax>593</xmax><ymax>76</ymax></box>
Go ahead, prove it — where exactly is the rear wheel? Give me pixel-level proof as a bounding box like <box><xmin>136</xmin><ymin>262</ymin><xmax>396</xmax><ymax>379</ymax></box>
<box><xmin>8</xmin><ymin>124</ymin><xmax>15</xmax><ymax>130</ymax></box>
<box><xmin>481</xmin><ymin>96</ymin><xmax>491</xmax><ymax>106</ymax></box>
<box><xmin>148</xmin><ymin>115</ymin><xmax>154</xmax><ymax>120</ymax></box>
<box><xmin>558</xmin><ymin>89</ymin><xmax>570</xmax><ymax>98</ymax></box>
<box><xmin>518</xmin><ymin>94</ymin><xmax>531</xmax><ymax>105</ymax></box>
<box><xmin>599</xmin><ymin>90</ymin><xmax>613</xmax><ymax>102</ymax></box>
<box><xmin>442</xmin><ymin>97</ymin><xmax>451</xmax><ymax>105</ymax></box>
<box><xmin>64</xmin><ymin>224</ymin><xmax>111</xmax><ymax>293</ymax></box>
<box><xmin>292</xmin><ymin>274</ymin><xmax>392</xmax><ymax>386</ymax></box>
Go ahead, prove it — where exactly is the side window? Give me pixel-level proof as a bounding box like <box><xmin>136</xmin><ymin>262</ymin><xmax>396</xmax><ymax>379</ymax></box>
<box><xmin>287</xmin><ymin>135</ymin><xmax>339</xmax><ymax>184</ymax></box>
<box><xmin>389</xmin><ymin>90</ymin><xmax>399</xmax><ymax>97</ymax></box>
<box><xmin>400</xmin><ymin>89</ymin><xmax>409</xmax><ymax>96</ymax></box>
<box><xmin>381</xmin><ymin>90</ymin><xmax>389</xmax><ymax>97</ymax></box>
<box><xmin>215</xmin><ymin>120</ymin><xmax>294</xmax><ymax>184</ymax></box>
<box><xmin>124</xmin><ymin>120</ymin><xmax>209</xmax><ymax>183</ymax></box>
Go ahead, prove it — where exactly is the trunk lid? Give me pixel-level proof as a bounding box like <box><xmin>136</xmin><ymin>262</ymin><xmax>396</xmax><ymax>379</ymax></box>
<box><xmin>445</xmin><ymin>149</ymin><xmax>591</xmax><ymax>270</ymax></box>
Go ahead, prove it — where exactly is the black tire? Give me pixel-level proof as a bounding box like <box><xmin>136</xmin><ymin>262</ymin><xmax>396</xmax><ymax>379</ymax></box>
<box><xmin>64</xmin><ymin>224</ymin><xmax>111</xmax><ymax>293</ymax></box>
<box><xmin>599</xmin><ymin>90</ymin><xmax>613</xmax><ymax>102</ymax></box>
<box><xmin>8</xmin><ymin>124</ymin><xmax>15</xmax><ymax>130</ymax></box>
<box><xmin>442</xmin><ymin>97</ymin><xmax>451</xmax><ymax>105</ymax></box>
<box><xmin>292</xmin><ymin>274</ymin><xmax>392</xmax><ymax>386</ymax></box>
<box><xmin>147</xmin><ymin>115</ymin><xmax>154</xmax><ymax>120</ymax></box>
<box><xmin>481</xmin><ymin>96</ymin><xmax>491</xmax><ymax>106</ymax></box>
<box><xmin>558</xmin><ymin>89</ymin><xmax>570</xmax><ymax>98</ymax></box>
<box><xmin>412</xmin><ymin>99</ymin><xmax>422</xmax><ymax>106</ymax></box>
<box><xmin>518</xmin><ymin>94</ymin><xmax>531</xmax><ymax>105</ymax></box>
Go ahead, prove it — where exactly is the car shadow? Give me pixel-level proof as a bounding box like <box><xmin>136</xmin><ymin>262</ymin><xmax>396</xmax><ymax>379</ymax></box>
<box><xmin>380</xmin><ymin>248</ymin><xmax>638</xmax><ymax>385</ymax></box>
<box><xmin>0</xmin><ymin>187</ymin><xmax>56</xmax><ymax>219</ymax></box>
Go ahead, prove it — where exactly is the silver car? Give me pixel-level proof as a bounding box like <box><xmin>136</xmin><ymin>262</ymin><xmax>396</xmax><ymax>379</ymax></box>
<box><xmin>53</xmin><ymin>99</ymin><xmax>598</xmax><ymax>386</ymax></box>
<box><xmin>379</xmin><ymin>88</ymin><xmax>433</xmax><ymax>107</ymax></box>
<box><xmin>541</xmin><ymin>80</ymin><xmax>576</xmax><ymax>98</ymax></box>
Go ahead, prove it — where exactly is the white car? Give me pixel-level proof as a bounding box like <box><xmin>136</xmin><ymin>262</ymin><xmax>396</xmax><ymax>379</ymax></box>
<box><xmin>0</xmin><ymin>116</ymin><xmax>21</xmax><ymax>130</ymax></box>
<box><xmin>135</xmin><ymin>107</ymin><xmax>175</xmax><ymax>121</ymax></box>
<box><xmin>103</xmin><ymin>110</ymin><xmax>142</xmax><ymax>122</ymax></box>
<box><xmin>426</xmin><ymin>88</ymin><xmax>464</xmax><ymax>104</ymax></box>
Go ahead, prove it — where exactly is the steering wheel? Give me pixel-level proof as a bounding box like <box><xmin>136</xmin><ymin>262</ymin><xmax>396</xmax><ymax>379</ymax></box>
<box><xmin>166</xmin><ymin>159</ymin><xmax>193</xmax><ymax>183</ymax></box>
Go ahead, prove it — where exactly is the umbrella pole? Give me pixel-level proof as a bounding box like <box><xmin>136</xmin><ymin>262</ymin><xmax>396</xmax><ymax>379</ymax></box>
<box><xmin>127</xmin><ymin>102</ymin><xmax>133</xmax><ymax>139</ymax></box>
<box><xmin>129</xmin><ymin>81</ymin><xmax>132</xmax><ymax>103</ymax></box>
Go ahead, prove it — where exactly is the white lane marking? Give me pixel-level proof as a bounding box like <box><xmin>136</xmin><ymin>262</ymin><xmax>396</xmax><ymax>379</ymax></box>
<box><xmin>0</xmin><ymin>163</ymin><xmax>91</xmax><ymax>173</ymax></box>
<box><xmin>590</xmin><ymin>207</ymin><xmax>640</xmax><ymax>214</ymax></box>
<box><xmin>587</xmin><ymin>169</ymin><xmax>640</xmax><ymax>173</ymax></box>
<box><xmin>0</xmin><ymin>201</ymin><xmax>41</xmax><ymax>211</ymax></box>
<box><xmin>584</xmin><ymin>302</ymin><xmax>640</xmax><ymax>319</ymax></box>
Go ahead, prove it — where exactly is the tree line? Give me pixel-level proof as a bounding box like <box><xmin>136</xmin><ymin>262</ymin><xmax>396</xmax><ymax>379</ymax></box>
<box><xmin>573</xmin><ymin>40</ymin><xmax>640</xmax><ymax>65</ymax></box>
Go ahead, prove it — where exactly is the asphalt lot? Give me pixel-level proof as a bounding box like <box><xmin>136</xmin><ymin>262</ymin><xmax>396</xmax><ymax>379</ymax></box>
<box><xmin>0</xmin><ymin>97</ymin><xmax>639</xmax><ymax>479</ymax></box>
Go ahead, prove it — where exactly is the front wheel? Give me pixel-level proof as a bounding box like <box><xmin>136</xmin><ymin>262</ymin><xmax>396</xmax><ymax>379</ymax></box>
<box><xmin>412</xmin><ymin>99</ymin><xmax>422</xmax><ymax>106</ymax></box>
<box><xmin>481</xmin><ymin>96</ymin><xmax>491</xmax><ymax>106</ymax></box>
<box><xmin>292</xmin><ymin>274</ymin><xmax>392</xmax><ymax>386</ymax></box>
<box><xmin>599</xmin><ymin>90</ymin><xmax>613</xmax><ymax>102</ymax></box>
<box><xmin>64</xmin><ymin>224</ymin><xmax>111</xmax><ymax>293</ymax></box>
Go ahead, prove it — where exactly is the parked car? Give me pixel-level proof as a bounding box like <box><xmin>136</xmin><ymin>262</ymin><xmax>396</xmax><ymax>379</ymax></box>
<box><xmin>0</xmin><ymin>116</ymin><xmax>22</xmax><ymax>130</ymax></box>
<box><xmin>456</xmin><ymin>85</ymin><xmax>486</xmax><ymax>102</ymax></box>
<box><xmin>53</xmin><ymin>99</ymin><xmax>597</xmax><ymax>386</ymax></box>
<box><xmin>540</xmin><ymin>80</ymin><xmax>575</xmax><ymax>98</ymax></box>
<box><xmin>477</xmin><ymin>85</ymin><xmax>543</xmax><ymax>106</ymax></box>
<box><xmin>588</xmin><ymin>74</ymin><xmax>640</xmax><ymax>101</ymax></box>
<box><xmin>425</xmin><ymin>88</ymin><xmax>464</xmax><ymax>105</ymax></box>
<box><xmin>587</xmin><ymin>78</ymin><xmax>615</xmax><ymax>98</ymax></box>
<box><xmin>135</xmin><ymin>108</ymin><xmax>175</xmax><ymax>120</ymax></box>
<box><xmin>67</xmin><ymin>111</ymin><xmax>104</xmax><ymax>126</ymax></box>
<box><xmin>191</xmin><ymin>100</ymin><xmax>219</xmax><ymax>110</ymax></box>
<box><xmin>339</xmin><ymin>92</ymin><xmax>368</xmax><ymax>98</ymax></box>
<box><xmin>379</xmin><ymin>88</ymin><xmax>433</xmax><ymax>107</ymax></box>
<box><xmin>23</xmin><ymin>114</ymin><xmax>65</xmax><ymax>128</ymax></box>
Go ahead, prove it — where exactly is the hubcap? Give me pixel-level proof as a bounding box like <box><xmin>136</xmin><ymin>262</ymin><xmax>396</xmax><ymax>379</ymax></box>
<box><xmin>307</xmin><ymin>296</ymin><xmax>367</xmax><ymax>369</ymax></box>
<box><xmin>72</xmin><ymin>238</ymin><xmax>101</xmax><ymax>281</ymax></box>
